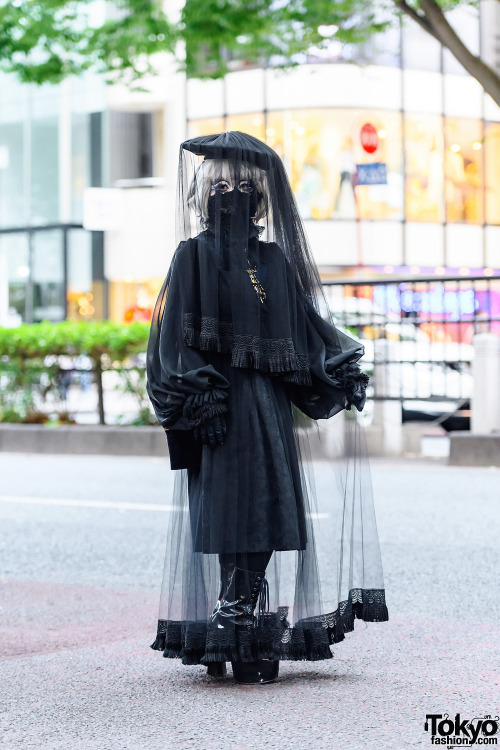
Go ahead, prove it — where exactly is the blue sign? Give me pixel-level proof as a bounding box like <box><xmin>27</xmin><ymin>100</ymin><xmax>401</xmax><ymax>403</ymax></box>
<box><xmin>372</xmin><ymin>284</ymin><xmax>477</xmax><ymax>320</ymax></box>
<box><xmin>356</xmin><ymin>162</ymin><xmax>387</xmax><ymax>185</ymax></box>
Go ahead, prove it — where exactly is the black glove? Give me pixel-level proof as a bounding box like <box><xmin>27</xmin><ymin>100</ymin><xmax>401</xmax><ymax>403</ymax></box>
<box><xmin>346</xmin><ymin>372</ymin><xmax>369</xmax><ymax>412</ymax></box>
<box><xmin>330</xmin><ymin>362</ymin><xmax>370</xmax><ymax>413</ymax></box>
<box><xmin>194</xmin><ymin>413</ymin><xmax>226</xmax><ymax>447</ymax></box>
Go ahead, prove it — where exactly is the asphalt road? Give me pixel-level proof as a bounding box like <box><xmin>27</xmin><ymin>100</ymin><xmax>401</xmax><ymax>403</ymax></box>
<box><xmin>0</xmin><ymin>452</ymin><xmax>498</xmax><ymax>750</ymax></box>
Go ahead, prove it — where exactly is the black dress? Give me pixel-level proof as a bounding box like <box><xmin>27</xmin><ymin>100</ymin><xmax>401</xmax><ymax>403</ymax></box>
<box><xmin>187</xmin><ymin>354</ymin><xmax>307</xmax><ymax>554</ymax></box>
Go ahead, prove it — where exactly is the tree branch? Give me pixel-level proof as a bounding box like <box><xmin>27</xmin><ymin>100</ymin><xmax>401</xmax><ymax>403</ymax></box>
<box><xmin>393</xmin><ymin>0</ymin><xmax>442</xmax><ymax>43</ymax></box>
<box><xmin>418</xmin><ymin>0</ymin><xmax>500</xmax><ymax>105</ymax></box>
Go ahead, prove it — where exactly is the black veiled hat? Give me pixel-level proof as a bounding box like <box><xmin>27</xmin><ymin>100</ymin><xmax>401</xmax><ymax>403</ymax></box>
<box><xmin>176</xmin><ymin>129</ymin><xmax>326</xmax><ymax>309</ymax></box>
<box><xmin>181</xmin><ymin>131</ymin><xmax>279</xmax><ymax>170</ymax></box>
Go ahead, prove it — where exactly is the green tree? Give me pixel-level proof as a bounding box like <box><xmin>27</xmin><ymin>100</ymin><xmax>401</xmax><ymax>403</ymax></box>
<box><xmin>1</xmin><ymin>0</ymin><xmax>499</xmax><ymax>106</ymax></box>
<box><xmin>0</xmin><ymin>0</ymin><xmax>175</xmax><ymax>86</ymax></box>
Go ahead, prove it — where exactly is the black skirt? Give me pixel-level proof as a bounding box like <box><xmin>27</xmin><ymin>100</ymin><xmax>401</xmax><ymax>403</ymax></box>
<box><xmin>187</xmin><ymin>353</ymin><xmax>307</xmax><ymax>554</ymax></box>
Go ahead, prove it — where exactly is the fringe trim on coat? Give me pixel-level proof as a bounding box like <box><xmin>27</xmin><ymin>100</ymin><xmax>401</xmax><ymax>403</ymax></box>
<box><xmin>183</xmin><ymin>313</ymin><xmax>312</xmax><ymax>386</ymax></box>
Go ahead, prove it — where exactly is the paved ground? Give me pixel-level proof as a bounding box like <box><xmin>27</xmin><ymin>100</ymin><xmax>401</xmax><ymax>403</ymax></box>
<box><xmin>0</xmin><ymin>452</ymin><xmax>498</xmax><ymax>750</ymax></box>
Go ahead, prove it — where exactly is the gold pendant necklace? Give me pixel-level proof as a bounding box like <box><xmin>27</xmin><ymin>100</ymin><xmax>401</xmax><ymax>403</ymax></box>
<box><xmin>246</xmin><ymin>259</ymin><xmax>266</xmax><ymax>303</ymax></box>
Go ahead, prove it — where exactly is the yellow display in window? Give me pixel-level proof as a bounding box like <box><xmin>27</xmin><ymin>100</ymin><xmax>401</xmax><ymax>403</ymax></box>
<box><xmin>444</xmin><ymin>117</ymin><xmax>483</xmax><ymax>224</ymax></box>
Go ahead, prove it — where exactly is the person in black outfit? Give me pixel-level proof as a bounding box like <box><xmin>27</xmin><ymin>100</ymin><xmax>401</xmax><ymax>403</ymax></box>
<box><xmin>146</xmin><ymin>131</ymin><xmax>388</xmax><ymax>684</ymax></box>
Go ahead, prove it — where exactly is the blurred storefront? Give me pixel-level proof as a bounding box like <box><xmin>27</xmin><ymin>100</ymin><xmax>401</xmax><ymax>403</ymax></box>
<box><xmin>187</xmin><ymin>69</ymin><xmax>500</xmax><ymax>275</ymax></box>
<box><xmin>0</xmin><ymin>73</ymin><xmax>110</xmax><ymax>325</ymax></box>
<box><xmin>0</xmin><ymin>4</ymin><xmax>499</xmax><ymax>325</ymax></box>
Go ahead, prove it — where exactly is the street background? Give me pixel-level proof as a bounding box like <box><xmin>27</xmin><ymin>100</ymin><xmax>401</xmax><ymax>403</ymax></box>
<box><xmin>1</xmin><ymin>1</ymin><xmax>500</xmax><ymax>747</ymax></box>
<box><xmin>0</xmin><ymin>451</ymin><xmax>498</xmax><ymax>749</ymax></box>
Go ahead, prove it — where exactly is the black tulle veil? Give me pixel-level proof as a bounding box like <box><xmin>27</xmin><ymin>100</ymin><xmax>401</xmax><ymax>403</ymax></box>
<box><xmin>146</xmin><ymin>131</ymin><xmax>388</xmax><ymax>664</ymax></box>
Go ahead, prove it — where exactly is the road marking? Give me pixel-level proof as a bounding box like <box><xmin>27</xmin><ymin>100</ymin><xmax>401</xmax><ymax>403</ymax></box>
<box><xmin>0</xmin><ymin>496</ymin><xmax>180</xmax><ymax>512</ymax></box>
<box><xmin>0</xmin><ymin>497</ymin><xmax>329</xmax><ymax>518</ymax></box>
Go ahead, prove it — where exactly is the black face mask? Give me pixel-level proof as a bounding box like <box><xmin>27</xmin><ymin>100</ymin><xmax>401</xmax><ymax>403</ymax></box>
<box><xmin>207</xmin><ymin>190</ymin><xmax>259</xmax><ymax>227</ymax></box>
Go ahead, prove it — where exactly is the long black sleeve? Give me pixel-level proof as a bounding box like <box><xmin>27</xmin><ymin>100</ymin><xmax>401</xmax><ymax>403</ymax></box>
<box><xmin>286</xmin><ymin>295</ymin><xmax>369</xmax><ymax>420</ymax></box>
<box><xmin>146</xmin><ymin>241</ymin><xmax>230</xmax><ymax>433</ymax></box>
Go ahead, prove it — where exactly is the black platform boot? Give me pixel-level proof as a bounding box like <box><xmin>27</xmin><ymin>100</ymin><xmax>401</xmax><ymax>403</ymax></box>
<box><xmin>206</xmin><ymin>565</ymin><xmax>265</xmax><ymax>678</ymax></box>
<box><xmin>231</xmin><ymin>659</ymin><xmax>279</xmax><ymax>685</ymax></box>
<box><xmin>209</xmin><ymin>565</ymin><xmax>266</xmax><ymax>628</ymax></box>
<box><xmin>221</xmin><ymin>567</ymin><xmax>279</xmax><ymax>685</ymax></box>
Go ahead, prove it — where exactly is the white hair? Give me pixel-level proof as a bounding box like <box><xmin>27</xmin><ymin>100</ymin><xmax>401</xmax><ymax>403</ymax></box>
<box><xmin>187</xmin><ymin>159</ymin><xmax>268</xmax><ymax>222</ymax></box>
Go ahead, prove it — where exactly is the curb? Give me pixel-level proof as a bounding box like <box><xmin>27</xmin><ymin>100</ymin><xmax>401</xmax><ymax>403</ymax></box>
<box><xmin>449</xmin><ymin>431</ymin><xmax>500</xmax><ymax>467</ymax></box>
<box><xmin>0</xmin><ymin>424</ymin><xmax>167</xmax><ymax>457</ymax></box>
<box><xmin>4</xmin><ymin>424</ymin><xmax>492</xmax><ymax>464</ymax></box>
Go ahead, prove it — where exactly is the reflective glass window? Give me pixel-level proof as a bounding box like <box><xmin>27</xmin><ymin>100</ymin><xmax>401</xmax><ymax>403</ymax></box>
<box><xmin>0</xmin><ymin>92</ymin><xmax>27</xmax><ymax>227</ymax></box>
<box><xmin>109</xmin><ymin>278</ymin><xmax>164</xmax><ymax>323</ymax></box>
<box><xmin>266</xmin><ymin>108</ymin><xmax>403</xmax><ymax>220</ymax></box>
<box><xmin>32</xmin><ymin>230</ymin><xmax>65</xmax><ymax>322</ymax></box>
<box><xmin>31</xmin><ymin>115</ymin><xmax>59</xmax><ymax>224</ymax></box>
<box><xmin>71</xmin><ymin>112</ymin><xmax>90</xmax><ymax>222</ymax></box>
<box><xmin>67</xmin><ymin>229</ymin><xmax>96</xmax><ymax>320</ymax></box>
<box><xmin>226</xmin><ymin>113</ymin><xmax>265</xmax><ymax>141</ymax></box>
<box><xmin>187</xmin><ymin>117</ymin><xmax>225</xmax><ymax>139</ymax></box>
<box><xmin>0</xmin><ymin>233</ymin><xmax>29</xmax><ymax>323</ymax></box>
<box><xmin>404</xmin><ymin>115</ymin><xmax>444</xmax><ymax>222</ymax></box>
<box><xmin>485</xmin><ymin>122</ymin><xmax>500</xmax><ymax>225</ymax></box>
<box><xmin>444</xmin><ymin>117</ymin><xmax>483</xmax><ymax>224</ymax></box>
<box><xmin>402</xmin><ymin>18</ymin><xmax>441</xmax><ymax>72</ymax></box>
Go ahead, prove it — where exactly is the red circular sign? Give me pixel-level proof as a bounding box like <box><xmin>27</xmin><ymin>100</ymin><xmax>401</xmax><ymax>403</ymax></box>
<box><xmin>360</xmin><ymin>123</ymin><xmax>379</xmax><ymax>154</ymax></box>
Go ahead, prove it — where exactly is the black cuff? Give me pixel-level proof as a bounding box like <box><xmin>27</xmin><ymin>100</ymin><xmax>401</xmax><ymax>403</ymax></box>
<box><xmin>165</xmin><ymin>430</ymin><xmax>202</xmax><ymax>470</ymax></box>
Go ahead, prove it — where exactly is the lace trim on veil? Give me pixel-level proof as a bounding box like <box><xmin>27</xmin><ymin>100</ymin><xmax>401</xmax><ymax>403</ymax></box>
<box><xmin>150</xmin><ymin>588</ymin><xmax>389</xmax><ymax>665</ymax></box>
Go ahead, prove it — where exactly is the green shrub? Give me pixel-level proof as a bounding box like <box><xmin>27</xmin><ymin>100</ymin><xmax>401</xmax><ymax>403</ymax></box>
<box><xmin>0</xmin><ymin>320</ymin><xmax>151</xmax><ymax>425</ymax></box>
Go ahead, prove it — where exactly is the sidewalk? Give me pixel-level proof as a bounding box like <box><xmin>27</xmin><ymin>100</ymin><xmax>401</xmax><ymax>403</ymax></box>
<box><xmin>0</xmin><ymin>455</ymin><xmax>498</xmax><ymax>749</ymax></box>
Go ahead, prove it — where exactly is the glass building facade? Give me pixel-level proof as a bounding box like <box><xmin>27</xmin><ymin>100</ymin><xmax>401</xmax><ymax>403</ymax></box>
<box><xmin>186</xmin><ymin>7</ymin><xmax>500</xmax><ymax>277</ymax></box>
<box><xmin>187</xmin><ymin>105</ymin><xmax>500</xmax><ymax>268</ymax></box>
<box><xmin>1</xmin><ymin>3</ymin><xmax>499</xmax><ymax>325</ymax></box>
<box><xmin>0</xmin><ymin>74</ymin><xmax>107</xmax><ymax>325</ymax></box>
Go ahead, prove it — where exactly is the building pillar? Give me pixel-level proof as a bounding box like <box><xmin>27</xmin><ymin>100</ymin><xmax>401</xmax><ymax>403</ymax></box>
<box><xmin>0</xmin><ymin>248</ymin><xmax>8</xmax><ymax>326</ymax></box>
<box><xmin>90</xmin><ymin>111</ymin><xmax>108</xmax><ymax>320</ymax></box>
<box><xmin>471</xmin><ymin>333</ymin><xmax>500</xmax><ymax>433</ymax></box>
<box><xmin>371</xmin><ymin>339</ymin><xmax>403</xmax><ymax>456</ymax></box>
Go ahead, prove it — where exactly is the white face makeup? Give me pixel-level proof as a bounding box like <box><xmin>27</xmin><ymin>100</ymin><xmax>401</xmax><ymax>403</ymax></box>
<box><xmin>189</xmin><ymin>159</ymin><xmax>267</xmax><ymax>221</ymax></box>
<box><xmin>210</xmin><ymin>178</ymin><xmax>255</xmax><ymax>196</ymax></box>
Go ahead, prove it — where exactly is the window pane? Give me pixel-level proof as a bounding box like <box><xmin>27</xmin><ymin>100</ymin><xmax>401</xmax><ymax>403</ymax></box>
<box><xmin>109</xmin><ymin>278</ymin><xmax>163</xmax><ymax>323</ymax></box>
<box><xmin>67</xmin><ymin>229</ymin><xmax>96</xmax><ymax>321</ymax></box>
<box><xmin>0</xmin><ymin>233</ymin><xmax>29</xmax><ymax>324</ymax></box>
<box><xmin>187</xmin><ymin>117</ymin><xmax>225</xmax><ymax>139</ymax></box>
<box><xmin>31</xmin><ymin>115</ymin><xmax>59</xmax><ymax>223</ymax></box>
<box><xmin>71</xmin><ymin>112</ymin><xmax>90</xmax><ymax>222</ymax></box>
<box><xmin>32</xmin><ymin>230</ymin><xmax>65</xmax><ymax>322</ymax></box>
<box><xmin>267</xmin><ymin>108</ymin><xmax>403</xmax><ymax>220</ymax></box>
<box><xmin>0</xmin><ymin>113</ymin><xmax>26</xmax><ymax>227</ymax></box>
<box><xmin>444</xmin><ymin>118</ymin><xmax>483</xmax><ymax>224</ymax></box>
<box><xmin>404</xmin><ymin>114</ymin><xmax>444</xmax><ymax>222</ymax></box>
<box><xmin>109</xmin><ymin>111</ymin><xmax>156</xmax><ymax>184</ymax></box>
<box><xmin>226</xmin><ymin>113</ymin><xmax>265</xmax><ymax>141</ymax></box>
<box><xmin>402</xmin><ymin>18</ymin><xmax>441</xmax><ymax>72</ymax></box>
<box><xmin>485</xmin><ymin>122</ymin><xmax>500</xmax><ymax>225</ymax></box>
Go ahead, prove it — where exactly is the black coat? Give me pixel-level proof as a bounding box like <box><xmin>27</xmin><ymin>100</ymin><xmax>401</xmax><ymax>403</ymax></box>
<box><xmin>146</xmin><ymin>233</ymin><xmax>368</xmax><ymax>554</ymax></box>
